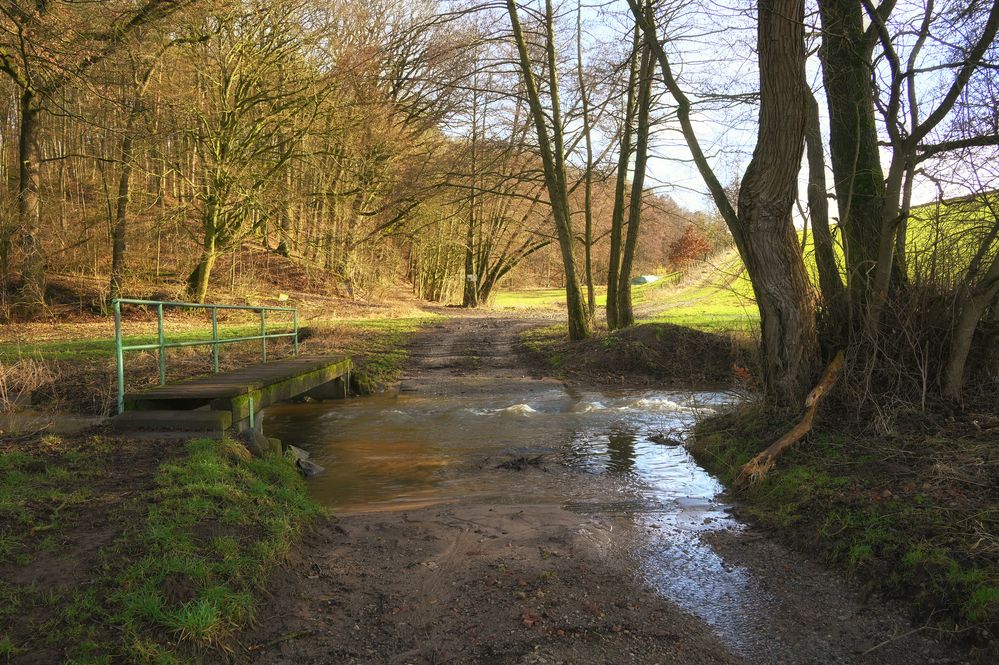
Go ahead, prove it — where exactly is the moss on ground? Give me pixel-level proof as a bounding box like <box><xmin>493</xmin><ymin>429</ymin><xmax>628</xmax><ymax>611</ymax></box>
<box><xmin>691</xmin><ymin>405</ymin><xmax>999</xmax><ymax>653</ymax></box>
<box><xmin>0</xmin><ymin>436</ymin><xmax>325</xmax><ymax>663</ymax></box>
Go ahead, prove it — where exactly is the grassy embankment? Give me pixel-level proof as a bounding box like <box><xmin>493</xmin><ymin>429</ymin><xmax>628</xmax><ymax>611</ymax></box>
<box><xmin>0</xmin><ymin>311</ymin><xmax>439</xmax><ymax>661</ymax></box>
<box><xmin>0</xmin><ymin>433</ymin><xmax>324</xmax><ymax>663</ymax></box>
<box><xmin>505</xmin><ymin>203</ymin><xmax>998</xmax><ymax>653</ymax></box>
<box><xmin>692</xmin><ymin>406</ymin><xmax>998</xmax><ymax>654</ymax></box>
<box><xmin>507</xmin><ymin>257</ymin><xmax>757</xmax><ymax>385</ymax></box>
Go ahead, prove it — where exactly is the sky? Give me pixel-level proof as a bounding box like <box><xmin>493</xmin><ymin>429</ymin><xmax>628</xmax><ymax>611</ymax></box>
<box><xmin>569</xmin><ymin>0</ymin><xmax>990</xmax><ymax>219</ymax></box>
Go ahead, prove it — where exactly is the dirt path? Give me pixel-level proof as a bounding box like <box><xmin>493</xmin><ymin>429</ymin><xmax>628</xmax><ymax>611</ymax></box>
<box><xmin>239</xmin><ymin>315</ymin><xmax>969</xmax><ymax>664</ymax></box>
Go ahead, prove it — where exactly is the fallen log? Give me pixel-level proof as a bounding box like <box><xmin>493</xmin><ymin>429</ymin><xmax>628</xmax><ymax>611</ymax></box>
<box><xmin>736</xmin><ymin>351</ymin><xmax>845</xmax><ymax>488</ymax></box>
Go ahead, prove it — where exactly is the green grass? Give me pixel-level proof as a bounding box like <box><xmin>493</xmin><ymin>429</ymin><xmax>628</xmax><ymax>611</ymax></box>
<box><xmin>0</xmin><ymin>439</ymin><xmax>100</xmax><ymax>565</ymax></box>
<box><xmin>104</xmin><ymin>438</ymin><xmax>324</xmax><ymax>659</ymax></box>
<box><xmin>636</xmin><ymin>255</ymin><xmax>759</xmax><ymax>333</ymax></box>
<box><xmin>492</xmin><ymin>275</ymin><xmax>680</xmax><ymax>311</ymax></box>
<box><xmin>0</xmin><ymin>437</ymin><xmax>326</xmax><ymax>663</ymax></box>
<box><xmin>495</xmin><ymin>262</ymin><xmax>758</xmax><ymax>335</ymax></box>
<box><xmin>691</xmin><ymin>405</ymin><xmax>999</xmax><ymax>642</ymax></box>
<box><xmin>0</xmin><ymin>322</ymin><xmax>296</xmax><ymax>361</ymax></box>
<box><xmin>308</xmin><ymin>315</ymin><xmax>443</xmax><ymax>391</ymax></box>
<box><xmin>497</xmin><ymin>196</ymin><xmax>997</xmax><ymax>336</ymax></box>
<box><xmin>0</xmin><ymin>314</ymin><xmax>440</xmax><ymax>368</ymax></box>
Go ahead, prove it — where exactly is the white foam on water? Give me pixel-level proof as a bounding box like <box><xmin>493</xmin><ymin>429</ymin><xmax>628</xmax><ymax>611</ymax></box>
<box><xmin>616</xmin><ymin>396</ymin><xmax>716</xmax><ymax>415</ymax></box>
<box><xmin>466</xmin><ymin>403</ymin><xmax>538</xmax><ymax>416</ymax></box>
<box><xmin>501</xmin><ymin>404</ymin><xmax>537</xmax><ymax>414</ymax></box>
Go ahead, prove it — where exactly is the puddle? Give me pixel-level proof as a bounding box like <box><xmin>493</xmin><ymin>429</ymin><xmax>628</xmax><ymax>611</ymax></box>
<box><xmin>263</xmin><ymin>384</ymin><xmax>769</xmax><ymax>655</ymax></box>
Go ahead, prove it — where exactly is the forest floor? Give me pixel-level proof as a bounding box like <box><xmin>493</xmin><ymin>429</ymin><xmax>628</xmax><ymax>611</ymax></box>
<box><xmin>238</xmin><ymin>313</ymin><xmax>973</xmax><ymax>664</ymax></box>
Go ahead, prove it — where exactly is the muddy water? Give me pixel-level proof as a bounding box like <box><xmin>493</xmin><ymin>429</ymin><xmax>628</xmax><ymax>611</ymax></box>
<box><xmin>262</xmin><ymin>387</ymin><xmax>733</xmax><ymax>513</ymax></box>
<box><xmin>262</xmin><ymin>385</ymin><xmax>770</xmax><ymax>654</ymax></box>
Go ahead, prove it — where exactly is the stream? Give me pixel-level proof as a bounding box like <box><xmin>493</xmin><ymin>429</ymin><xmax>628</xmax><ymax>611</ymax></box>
<box><xmin>250</xmin><ymin>315</ymin><xmax>967</xmax><ymax>664</ymax></box>
<box><xmin>262</xmin><ymin>384</ymin><xmax>772</xmax><ymax>656</ymax></box>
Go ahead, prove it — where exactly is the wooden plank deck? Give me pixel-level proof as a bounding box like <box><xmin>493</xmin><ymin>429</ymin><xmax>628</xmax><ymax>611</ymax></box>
<box><xmin>122</xmin><ymin>355</ymin><xmax>352</xmax><ymax>428</ymax></box>
<box><xmin>125</xmin><ymin>356</ymin><xmax>346</xmax><ymax>401</ymax></box>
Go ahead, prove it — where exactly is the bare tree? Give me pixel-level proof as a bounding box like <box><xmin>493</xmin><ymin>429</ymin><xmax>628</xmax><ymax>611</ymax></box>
<box><xmin>0</xmin><ymin>0</ymin><xmax>194</xmax><ymax>314</ymax></box>
<box><xmin>506</xmin><ymin>0</ymin><xmax>590</xmax><ymax>340</ymax></box>
<box><xmin>630</xmin><ymin>0</ymin><xmax>819</xmax><ymax>404</ymax></box>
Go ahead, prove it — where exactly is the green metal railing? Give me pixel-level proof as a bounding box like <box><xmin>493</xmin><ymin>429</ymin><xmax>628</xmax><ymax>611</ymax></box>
<box><xmin>113</xmin><ymin>298</ymin><xmax>298</xmax><ymax>414</ymax></box>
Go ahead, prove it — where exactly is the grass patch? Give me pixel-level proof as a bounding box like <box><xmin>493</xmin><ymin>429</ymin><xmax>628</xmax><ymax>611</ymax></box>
<box><xmin>2</xmin><ymin>313</ymin><xmax>442</xmax><ymax>415</ymax></box>
<box><xmin>0</xmin><ymin>435</ymin><xmax>326</xmax><ymax>663</ymax></box>
<box><xmin>0</xmin><ymin>321</ymin><xmax>298</xmax><ymax>361</ymax></box>
<box><xmin>691</xmin><ymin>405</ymin><xmax>999</xmax><ymax>649</ymax></box>
<box><xmin>0</xmin><ymin>439</ymin><xmax>99</xmax><ymax>565</ymax></box>
<box><xmin>495</xmin><ymin>259</ymin><xmax>759</xmax><ymax>335</ymax></box>
<box><xmin>104</xmin><ymin>438</ymin><xmax>324</xmax><ymax>660</ymax></box>
<box><xmin>493</xmin><ymin>276</ymin><xmax>680</xmax><ymax>311</ymax></box>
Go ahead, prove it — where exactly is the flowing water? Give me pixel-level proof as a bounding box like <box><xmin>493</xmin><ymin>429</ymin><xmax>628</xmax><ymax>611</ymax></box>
<box><xmin>262</xmin><ymin>383</ymin><xmax>773</xmax><ymax>655</ymax></box>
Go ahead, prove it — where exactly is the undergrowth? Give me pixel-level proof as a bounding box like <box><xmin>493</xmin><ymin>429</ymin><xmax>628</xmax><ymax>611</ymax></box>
<box><xmin>520</xmin><ymin>322</ymin><xmax>752</xmax><ymax>387</ymax></box>
<box><xmin>691</xmin><ymin>405</ymin><xmax>999</xmax><ymax>658</ymax></box>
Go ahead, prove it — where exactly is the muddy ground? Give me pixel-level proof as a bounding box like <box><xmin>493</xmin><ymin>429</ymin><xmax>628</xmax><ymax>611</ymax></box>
<box><xmin>238</xmin><ymin>315</ymin><xmax>971</xmax><ymax>664</ymax></box>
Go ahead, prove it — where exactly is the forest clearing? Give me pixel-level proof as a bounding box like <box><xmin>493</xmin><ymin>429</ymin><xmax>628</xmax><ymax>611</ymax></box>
<box><xmin>2</xmin><ymin>0</ymin><xmax>998</xmax><ymax>663</ymax></box>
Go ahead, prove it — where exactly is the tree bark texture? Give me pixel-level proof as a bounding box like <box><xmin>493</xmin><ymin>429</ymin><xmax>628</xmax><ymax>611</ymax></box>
<box><xmin>615</xmin><ymin>37</ymin><xmax>654</xmax><ymax>329</ymax></box>
<box><xmin>804</xmin><ymin>87</ymin><xmax>846</xmax><ymax>337</ymax></box>
<box><xmin>507</xmin><ymin>0</ymin><xmax>589</xmax><ymax>340</ymax></box>
<box><xmin>16</xmin><ymin>91</ymin><xmax>45</xmax><ymax>313</ymax></box>
<box><xmin>606</xmin><ymin>27</ymin><xmax>640</xmax><ymax>330</ymax></box>
<box><xmin>817</xmin><ymin>0</ymin><xmax>887</xmax><ymax>320</ymax></box>
<box><xmin>736</xmin><ymin>0</ymin><xmax>819</xmax><ymax>404</ymax></box>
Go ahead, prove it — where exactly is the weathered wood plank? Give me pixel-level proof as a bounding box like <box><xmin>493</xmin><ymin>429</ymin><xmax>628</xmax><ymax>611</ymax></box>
<box><xmin>122</xmin><ymin>356</ymin><xmax>351</xmax><ymax>417</ymax></box>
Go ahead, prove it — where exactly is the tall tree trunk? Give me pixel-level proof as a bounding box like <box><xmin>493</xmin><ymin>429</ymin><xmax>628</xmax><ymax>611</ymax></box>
<box><xmin>462</xmin><ymin>201</ymin><xmax>478</xmax><ymax>307</ymax></box>
<box><xmin>804</xmin><ymin>87</ymin><xmax>846</xmax><ymax>337</ymax></box>
<box><xmin>631</xmin><ymin>0</ymin><xmax>819</xmax><ymax>404</ymax></box>
<box><xmin>15</xmin><ymin>90</ymin><xmax>45</xmax><ymax>314</ymax></box>
<box><xmin>109</xmin><ymin>92</ymin><xmax>144</xmax><ymax>304</ymax></box>
<box><xmin>817</xmin><ymin>0</ymin><xmax>886</xmax><ymax>326</ymax></box>
<box><xmin>577</xmin><ymin>0</ymin><xmax>595</xmax><ymax>318</ymax></box>
<box><xmin>736</xmin><ymin>0</ymin><xmax>819</xmax><ymax>404</ymax></box>
<box><xmin>188</xmin><ymin>208</ymin><xmax>220</xmax><ymax>304</ymax></box>
<box><xmin>606</xmin><ymin>27</ymin><xmax>640</xmax><ymax>330</ymax></box>
<box><xmin>277</xmin><ymin>165</ymin><xmax>294</xmax><ymax>256</ymax></box>
<box><xmin>942</xmin><ymin>210</ymin><xmax>999</xmax><ymax>401</ymax></box>
<box><xmin>463</xmin><ymin>82</ymin><xmax>479</xmax><ymax>308</ymax></box>
<box><xmin>507</xmin><ymin>0</ymin><xmax>589</xmax><ymax>340</ymax></box>
<box><xmin>616</xmin><ymin>38</ymin><xmax>653</xmax><ymax>328</ymax></box>
<box><xmin>943</xmin><ymin>257</ymin><xmax>999</xmax><ymax>401</ymax></box>
<box><xmin>109</xmin><ymin>132</ymin><xmax>133</xmax><ymax>303</ymax></box>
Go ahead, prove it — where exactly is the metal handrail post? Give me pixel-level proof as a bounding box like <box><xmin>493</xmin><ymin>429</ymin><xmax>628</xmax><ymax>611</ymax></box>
<box><xmin>112</xmin><ymin>298</ymin><xmax>298</xmax><ymax>413</ymax></box>
<box><xmin>114</xmin><ymin>300</ymin><xmax>125</xmax><ymax>414</ymax></box>
<box><xmin>260</xmin><ymin>309</ymin><xmax>267</xmax><ymax>362</ymax></box>
<box><xmin>211</xmin><ymin>306</ymin><xmax>219</xmax><ymax>373</ymax></box>
<box><xmin>157</xmin><ymin>303</ymin><xmax>166</xmax><ymax>385</ymax></box>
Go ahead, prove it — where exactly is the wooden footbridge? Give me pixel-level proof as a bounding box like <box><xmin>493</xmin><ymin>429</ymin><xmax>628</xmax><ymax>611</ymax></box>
<box><xmin>110</xmin><ymin>299</ymin><xmax>351</xmax><ymax>436</ymax></box>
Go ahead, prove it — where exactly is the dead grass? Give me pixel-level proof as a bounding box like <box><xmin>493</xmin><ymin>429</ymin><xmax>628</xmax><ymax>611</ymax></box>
<box><xmin>520</xmin><ymin>321</ymin><xmax>756</xmax><ymax>388</ymax></box>
<box><xmin>0</xmin><ymin>359</ymin><xmax>54</xmax><ymax>413</ymax></box>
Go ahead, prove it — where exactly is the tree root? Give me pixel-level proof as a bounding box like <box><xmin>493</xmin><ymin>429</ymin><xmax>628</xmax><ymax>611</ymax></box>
<box><xmin>736</xmin><ymin>351</ymin><xmax>845</xmax><ymax>488</ymax></box>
